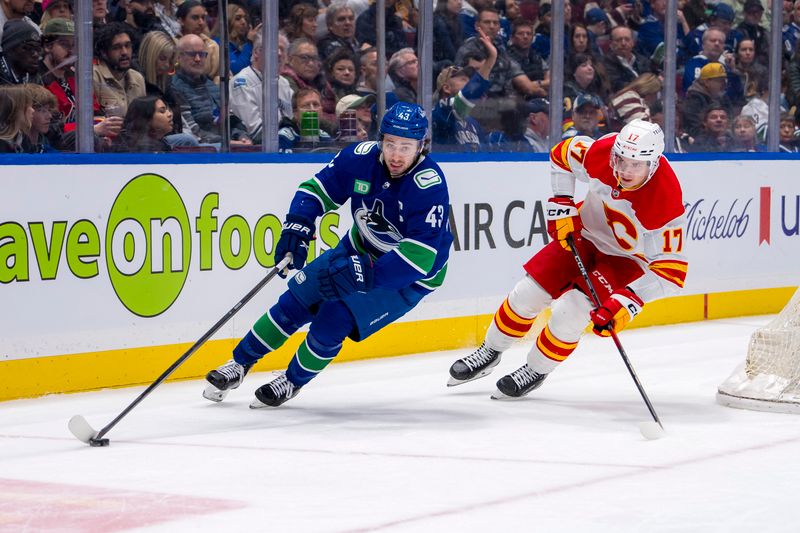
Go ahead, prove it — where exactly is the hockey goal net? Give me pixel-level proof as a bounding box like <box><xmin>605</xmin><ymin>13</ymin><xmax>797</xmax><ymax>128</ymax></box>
<box><xmin>717</xmin><ymin>288</ymin><xmax>800</xmax><ymax>414</ymax></box>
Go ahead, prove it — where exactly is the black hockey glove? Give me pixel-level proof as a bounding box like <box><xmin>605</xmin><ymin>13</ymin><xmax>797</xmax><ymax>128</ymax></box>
<box><xmin>319</xmin><ymin>254</ymin><xmax>374</xmax><ymax>300</ymax></box>
<box><xmin>275</xmin><ymin>214</ymin><xmax>315</xmax><ymax>278</ymax></box>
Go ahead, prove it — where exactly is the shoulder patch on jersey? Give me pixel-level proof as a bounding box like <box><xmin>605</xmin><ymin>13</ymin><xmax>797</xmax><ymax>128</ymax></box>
<box><xmin>413</xmin><ymin>168</ymin><xmax>441</xmax><ymax>189</ymax></box>
<box><xmin>233</xmin><ymin>77</ymin><xmax>247</xmax><ymax>88</ymax></box>
<box><xmin>354</xmin><ymin>141</ymin><xmax>378</xmax><ymax>155</ymax></box>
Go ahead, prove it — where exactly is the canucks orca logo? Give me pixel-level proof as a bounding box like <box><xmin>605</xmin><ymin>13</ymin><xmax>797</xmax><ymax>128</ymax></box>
<box><xmin>354</xmin><ymin>199</ymin><xmax>402</xmax><ymax>252</ymax></box>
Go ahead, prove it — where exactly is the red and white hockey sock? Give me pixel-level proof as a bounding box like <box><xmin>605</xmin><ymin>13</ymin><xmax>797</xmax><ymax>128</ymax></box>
<box><xmin>528</xmin><ymin>324</ymin><xmax>579</xmax><ymax>375</ymax></box>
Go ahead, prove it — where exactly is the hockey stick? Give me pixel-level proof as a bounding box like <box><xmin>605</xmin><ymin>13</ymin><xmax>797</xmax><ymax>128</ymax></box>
<box><xmin>566</xmin><ymin>235</ymin><xmax>665</xmax><ymax>439</ymax></box>
<box><xmin>68</xmin><ymin>255</ymin><xmax>293</xmax><ymax>447</ymax></box>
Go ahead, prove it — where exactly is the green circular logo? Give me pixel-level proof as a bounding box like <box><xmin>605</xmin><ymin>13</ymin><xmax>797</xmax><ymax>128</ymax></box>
<box><xmin>106</xmin><ymin>174</ymin><xmax>191</xmax><ymax>317</ymax></box>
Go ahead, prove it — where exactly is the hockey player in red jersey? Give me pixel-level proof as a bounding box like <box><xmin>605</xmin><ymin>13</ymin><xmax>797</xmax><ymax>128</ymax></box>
<box><xmin>448</xmin><ymin>119</ymin><xmax>688</xmax><ymax>399</ymax></box>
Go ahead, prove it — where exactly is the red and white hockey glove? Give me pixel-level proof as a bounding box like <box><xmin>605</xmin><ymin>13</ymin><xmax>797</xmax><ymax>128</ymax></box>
<box><xmin>590</xmin><ymin>288</ymin><xmax>644</xmax><ymax>337</ymax></box>
<box><xmin>546</xmin><ymin>196</ymin><xmax>582</xmax><ymax>251</ymax></box>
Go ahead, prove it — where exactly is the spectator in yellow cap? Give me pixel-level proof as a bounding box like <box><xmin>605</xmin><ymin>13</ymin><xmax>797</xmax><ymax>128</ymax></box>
<box><xmin>680</xmin><ymin>61</ymin><xmax>735</xmax><ymax>138</ymax></box>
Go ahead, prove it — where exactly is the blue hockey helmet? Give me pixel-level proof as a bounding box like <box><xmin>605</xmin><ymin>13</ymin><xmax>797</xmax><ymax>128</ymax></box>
<box><xmin>379</xmin><ymin>102</ymin><xmax>428</xmax><ymax>141</ymax></box>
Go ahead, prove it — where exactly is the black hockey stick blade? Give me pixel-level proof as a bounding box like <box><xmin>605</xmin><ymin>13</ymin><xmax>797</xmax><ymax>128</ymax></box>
<box><xmin>67</xmin><ymin>255</ymin><xmax>293</xmax><ymax>447</ymax></box>
<box><xmin>68</xmin><ymin>415</ymin><xmax>109</xmax><ymax>447</ymax></box>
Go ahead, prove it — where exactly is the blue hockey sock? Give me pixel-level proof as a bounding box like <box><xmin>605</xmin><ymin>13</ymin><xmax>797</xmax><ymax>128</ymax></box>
<box><xmin>286</xmin><ymin>334</ymin><xmax>342</xmax><ymax>387</ymax></box>
<box><xmin>233</xmin><ymin>291</ymin><xmax>313</xmax><ymax>366</ymax></box>
<box><xmin>286</xmin><ymin>300</ymin><xmax>354</xmax><ymax>387</ymax></box>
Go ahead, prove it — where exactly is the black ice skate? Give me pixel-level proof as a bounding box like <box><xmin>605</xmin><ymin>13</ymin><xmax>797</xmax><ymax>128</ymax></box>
<box><xmin>447</xmin><ymin>343</ymin><xmax>502</xmax><ymax>386</ymax></box>
<box><xmin>250</xmin><ymin>372</ymin><xmax>300</xmax><ymax>408</ymax></box>
<box><xmin>203</xmin><ymin>359</ymin><xmax>253</xmax><ymax>402</ymax></box>
<box><xmin>491</xmin><ymin>364</ymin><xmax>548</xmax><ymax>400</ymax></box>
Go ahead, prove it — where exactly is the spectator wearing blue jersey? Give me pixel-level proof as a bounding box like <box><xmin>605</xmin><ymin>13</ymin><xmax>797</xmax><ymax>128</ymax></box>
<box><xmin>584</xmin><ymin>7</ymin><xmax>609</xmax><ymax>56</ymax></box>
<box><xmin>203</xmin><ymin>102</ymin><xmax>454</xmax><ymax>408</ymax></box>
<box><xmin>432</xmin><ymin>27</ymin><xmax>498</xmax><ymax>149</ymax></box>
<box><xmin>636</xmin><ymin>0</ymin><xmax>689</xmax><ymax>60</ymax></box>
<box><xmin>531</xmin><ymin>2</ymin><xmax>572</xmax><ymax>62</ymax></box>
<box><xmin>783</xmin><ymin>0</ymin><xmax>800</xmax><ymax>62</ymax></box>
<box><xmin>682</xmin><ymin>27</ymin><xmax>743</xmax><ymax>104</ymax></box>
<box><xmin>684</xmin><ymin>3</ymin><xmax>742</xmax><ymax>59</ymax></box>
<box><xmin>494</xmin><ymin>0</ymin><xmax>520</xmax><ymax>44</ymax></box>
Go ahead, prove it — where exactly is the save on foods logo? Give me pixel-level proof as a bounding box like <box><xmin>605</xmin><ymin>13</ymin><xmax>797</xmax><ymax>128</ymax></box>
<box><xmin>0</xmin><ymin>173</ymin><xmax>340</xmax><ymax>317</ymax></box>
<box><xmin>106</xmin><ymin>173</ymin><xmax>191</xmax><ymax>317</ymax></box>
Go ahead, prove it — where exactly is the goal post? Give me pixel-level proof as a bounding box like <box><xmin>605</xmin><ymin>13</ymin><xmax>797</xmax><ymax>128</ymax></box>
<box><xmin>717</xmin><ymin>288</ymin><xmax>800</xmax><ymax>414</ymax></box>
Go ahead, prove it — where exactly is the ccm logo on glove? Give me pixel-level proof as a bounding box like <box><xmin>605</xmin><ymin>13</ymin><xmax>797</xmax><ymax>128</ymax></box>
<box><xmin>590</xmin><ymin>288</ymin><xmax>644</xmax><ymax>337</ymax></box>
<box><xmin>547</xmin><ymin>206</ymin><xmax>576</xmax><ymax>218</ymax></box>
<box><xmin>545</xmin><ymin>196</ymin><xmax>582</xmax><ymax>251</ymax></box>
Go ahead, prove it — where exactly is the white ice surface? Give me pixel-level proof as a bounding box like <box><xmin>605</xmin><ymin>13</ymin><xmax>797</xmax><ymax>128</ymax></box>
<box><xmin>3</xmin><ymin>315</ymin><xmax>800</xmax><ymax>533</ymax></box>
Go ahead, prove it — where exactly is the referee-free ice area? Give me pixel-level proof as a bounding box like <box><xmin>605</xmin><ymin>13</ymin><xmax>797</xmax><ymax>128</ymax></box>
<box><xmin>2</xmin><ymin>315</ymin><xmax>799</xmax><ymax>533</ymax></box>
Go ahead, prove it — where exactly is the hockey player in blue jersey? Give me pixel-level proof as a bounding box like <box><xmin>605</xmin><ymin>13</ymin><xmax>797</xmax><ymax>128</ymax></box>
<box><xmin>203</xmin><ymin>102</ymin><xmax>453</xmax><ymax>407</ymax></box>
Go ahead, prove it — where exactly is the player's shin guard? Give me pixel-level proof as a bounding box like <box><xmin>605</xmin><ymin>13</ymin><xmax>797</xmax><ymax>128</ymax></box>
<box><xmin>204</xmin><ymin>292</ymin><xmax>311</xmax><ymax>402</ymax></box>
<box><xmin>251</xmin><ymin>334</ymin><xmax>342</xmax><ymax>408</ymax></box>
<box><xmin>233</xmin><ymin>291</ymin><xmax>312</xmax><ymax>366</ymax></box>
<box><xmin>285</xmin><ymin>300</ymin><xmax>352</xmax><ymax>387</ymax></box>
<box><xmin>526</xmin><ymin>289</ymin><xmax>588</xmax><ymax>375</ymax></box>
<box><xmin>485</xmin><ymin>275</ymin><xmax>551</xmax><ymax>352</ymax></box>
<box><xmin>286</xmin><ymin>334</ymin><xmax>342</xmax><ymax>387</ymax></box>
<box><xmin>530</xmin><ymin>324</ymin><xmax>579</xmax><ymax>374</ymax></box>
<box><xmin>491</xmin><ymin>325</ymin><xmax>577</xmax><ymax>400</ymax></box>
<box><xmin>448</xmin><ymin>297</ymin><xmax>533</xmax><ymax>386</ymax></box>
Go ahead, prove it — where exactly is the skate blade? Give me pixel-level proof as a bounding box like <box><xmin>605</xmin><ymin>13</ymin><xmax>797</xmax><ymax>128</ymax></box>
<box><xmin>203</xmin><ymin>384</ymin><xmax>229</xmax><ymax>403</ymax></box>
<box><xmin>249</xmin><ymin>397</ymin><xmax>276</xmax><ymax>409</ymax></box>
<box><xmin>446</xmin><ymin>359</ymin><xmax>500</xmax><ymax>387</ymax></box>
<box><xmin>447</xmin><ymin>369</ymin><xmax>494</xmax><ymax>387</ymax></box>
<box><xmin>490</xmin><ymin>389</ymin><xmax>524</xmax><ymax>401</ymax></box>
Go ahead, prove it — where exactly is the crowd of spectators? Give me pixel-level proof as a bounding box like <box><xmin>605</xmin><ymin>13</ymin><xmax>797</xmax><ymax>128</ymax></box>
<box><xmin>1</xmin><ymin>0</ymin><xmax>799</xmax><ymax>154</ymax></box>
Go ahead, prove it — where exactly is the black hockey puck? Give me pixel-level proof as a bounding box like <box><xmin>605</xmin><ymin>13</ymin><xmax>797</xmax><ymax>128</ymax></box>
<box><xmin>89</xmin><ymin>438</ymin><xmax>110</xmax><ymax>447</ymax></box>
